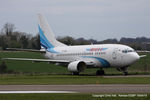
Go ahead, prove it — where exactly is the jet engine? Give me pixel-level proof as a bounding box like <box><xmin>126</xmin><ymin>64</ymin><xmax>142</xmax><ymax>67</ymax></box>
<box><xmin>68</xmin><ymin>61</ymin><xmax>86</xmax><ymax>72</ymax></box>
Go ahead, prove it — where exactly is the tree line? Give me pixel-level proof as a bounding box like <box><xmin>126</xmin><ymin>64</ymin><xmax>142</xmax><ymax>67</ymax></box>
<box><xmin>0</xmin><ymin>23</ymin><xmax>150</xmax><ymax>50</ymax></box>
<box><xmin>0</xmin><ymin>23</ymin><xmax>40</xmax><ymax>50</ymax></box>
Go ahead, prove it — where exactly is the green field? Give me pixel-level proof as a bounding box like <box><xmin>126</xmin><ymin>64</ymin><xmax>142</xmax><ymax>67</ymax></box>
<box><xmin>0</xmin><ymin>93</ymin><xmax>149</xmax><ymax>100</ymax></box>
<box><xmin>0</xmin><ymin>51</ymin><xmax>150</xmax><ymax>99</ymax></box>
<box><xmin>0</xmin><ymin>51</ymin><xmax>149</xmax><ymax>85</ymax></box>
<box><xmin>0</xmin><ymin>51</ymin><xmax>150</xmax><ymax>75</ymax></box>
<box><xmin>0</xmin><ymin>51</ymin><xmax>68</xmax><ymax>74</ymax></box>
<box><xmin>0</xmin><ymin>75</ymin><xmax>150</xmax><ymax>85</ymax></box>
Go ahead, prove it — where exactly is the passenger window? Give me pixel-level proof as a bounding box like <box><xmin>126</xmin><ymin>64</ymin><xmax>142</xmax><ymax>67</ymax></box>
<box><xmin>122</xmin><ymin>49</ymin><xmax>134</xmax><ymax>53</ymax></box>
<box><xmin>122</xmin><ymin>50</ymin><xmax>127</xmax><ymax>53</ymax></box>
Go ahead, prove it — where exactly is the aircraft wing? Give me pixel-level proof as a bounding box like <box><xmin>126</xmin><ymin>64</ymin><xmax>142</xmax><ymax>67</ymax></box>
<box><xmin>6</xmin><ymin>48</ymin><xmax>46</xmax><ymax>53</ymax></box>
<box><xmin>136</xmin><ymin>50</ymin><xmax>150</xmax><ymax>58</ymax></box>
<box><xmin>1</xmin><ymin>58</ymin><xmax>94</xmax><ymax>65</ymax></box>
<box><xmin>137</xmin><ymin>54</ymin><xmax>147</xmax><ymax>58</ymax></box>
<box><xmin>136</xmin><ymin>50</ymin><xmax>150</xmax><ymax>53</ymax></box>
<box><xmin>2</xmin><ymin>58</ymin><xmax>70</xmax><ymax>63</ymax></box>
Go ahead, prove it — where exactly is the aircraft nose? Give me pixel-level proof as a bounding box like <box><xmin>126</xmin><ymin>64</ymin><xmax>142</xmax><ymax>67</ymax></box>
<box><xmin>131</xmin><ymin>52</ymin><xmax>140</xmax><ymax>62</ymax></box>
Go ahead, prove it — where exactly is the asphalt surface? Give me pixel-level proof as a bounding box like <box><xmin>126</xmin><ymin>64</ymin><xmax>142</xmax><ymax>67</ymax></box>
<box><xmin>103</xmin><ymin>75</ymin><xmax>150</xmax><ymax>78</ymax></box>
<box><xmin>0</xmin><ymin>84</ymin><xmax>150</xmax><ymax>93</ymax></box>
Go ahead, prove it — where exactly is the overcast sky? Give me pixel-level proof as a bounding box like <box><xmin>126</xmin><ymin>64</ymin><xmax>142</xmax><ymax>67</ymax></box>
<box><xmin>0</xmin><ymin>0</ymin><xmax>150</xmax><ymax>40</ymax></box>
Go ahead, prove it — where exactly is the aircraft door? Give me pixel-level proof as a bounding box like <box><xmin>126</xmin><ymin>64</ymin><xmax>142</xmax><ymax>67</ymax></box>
<box><xmin>112</xmin><ymin>48</ymin><xmax>122</xmax><ymax>66</ymax></box>
<box><xmin>112</xmin><ymin>48</ymin><xmax>117</xmax><ymax>60</ymax></box>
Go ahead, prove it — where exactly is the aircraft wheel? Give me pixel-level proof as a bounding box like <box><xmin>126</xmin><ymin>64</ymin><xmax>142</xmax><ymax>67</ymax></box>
<box><xmin>96</xmin><ymin>70</ymin><xmax>105</xmax><ymax>75</ymax></box>
<box><xmin>72</xmin><ymin>72</ymin><xmax>79</xmax><ymax>75</ymax></box>
<box><xmin>123</xmin><ymin>72</ymin><xmax>128</xmax><ymax>76</ymax></box>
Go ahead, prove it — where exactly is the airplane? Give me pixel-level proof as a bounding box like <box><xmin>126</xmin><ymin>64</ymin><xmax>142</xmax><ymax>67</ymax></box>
<box><xmin>2</xmin><ymin>14</ymin><xmax>147</xmax><ymax>75</ymax></box>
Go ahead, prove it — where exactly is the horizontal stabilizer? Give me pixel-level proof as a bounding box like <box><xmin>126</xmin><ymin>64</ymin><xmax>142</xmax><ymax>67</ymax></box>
<box><xmin>6</xmin><ymin>48</ymin><xmax>46</xmax><ymax>53</ymax></box>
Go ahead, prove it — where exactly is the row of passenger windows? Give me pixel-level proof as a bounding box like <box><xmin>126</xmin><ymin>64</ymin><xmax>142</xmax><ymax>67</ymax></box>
<box><xmin>122</xmin><ymin>50</ymin><xmax>134</xmax><ymax>53</ymax></box>
<box><xmin>56</xmin><ymin>52</ymin><xmax>105</xmax><ymax>56</ymax></box>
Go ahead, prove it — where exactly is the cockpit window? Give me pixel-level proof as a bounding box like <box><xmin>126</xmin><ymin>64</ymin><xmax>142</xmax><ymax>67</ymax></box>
<box><xmin>122</xmin><ymin>49</ymin><xmax>134</xmax><ymax>53</ymax></box>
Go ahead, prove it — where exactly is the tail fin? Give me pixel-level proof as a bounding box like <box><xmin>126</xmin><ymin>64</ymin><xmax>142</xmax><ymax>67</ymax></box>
<box><xmin>38</xmin><ymin>13</ymin><xmax>66</xmax><ymax>49</ymax></box>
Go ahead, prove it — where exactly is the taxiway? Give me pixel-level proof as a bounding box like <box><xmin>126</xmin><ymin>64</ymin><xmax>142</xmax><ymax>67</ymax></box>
<box><xmin>0</xmin><ymin>84</ymin><xmax>150</xmax><ymax>93</ymax></box>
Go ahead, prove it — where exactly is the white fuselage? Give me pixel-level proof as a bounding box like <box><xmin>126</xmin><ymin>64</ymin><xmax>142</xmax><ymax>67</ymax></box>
<box><xmin>44</xmin><ymin>44</ymin><xmax>140</xmax><ymax>68</ymax></box>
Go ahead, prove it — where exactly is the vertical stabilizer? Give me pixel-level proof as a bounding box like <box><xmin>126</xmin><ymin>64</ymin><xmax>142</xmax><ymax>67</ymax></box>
<box><xmin>38</xmin><ymin>14</ymin><xmax>66</xmax><ymax>49</ymax></box>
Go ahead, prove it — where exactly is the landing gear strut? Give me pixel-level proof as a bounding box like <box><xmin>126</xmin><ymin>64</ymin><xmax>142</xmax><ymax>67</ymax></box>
<box><xmin>72</xmin><ymin>72</ymin><xmax>79</xmax><ymax>75</ymax></box>
<box><xmin>116</xmin><ymin>66</ymin><xmax>128</xmax><ymax>75</ymax></box>
<box><xmin>96</xmin><ymin>68</ymin><xmax>105</xmax><ymax>75</ymax></box>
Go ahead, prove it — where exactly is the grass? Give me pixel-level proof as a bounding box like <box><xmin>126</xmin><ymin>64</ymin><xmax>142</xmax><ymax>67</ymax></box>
<box><xmin>0</xmin><ymin>51</ymin><xmax>68</xmax><ymax>74</ymax></box>
<box><xmin>0</xmin><ymin>51</ymin><xmax>150</xmax><ymax>99</ymax></box>
<box><xmin>0</xmin><ymin>51</ymin><xmax>149</xmax><ymax>85</ymax></box>
<box><xmin>0</xmin><ymin>93</ymin><xmax>149</xmax><ymax>100</ymax></box>
<box><xmin>0</xmin><ymin>51</ymin><xmax>150</xmax><ymax>75</ymax></box>
<box><xmin>0</xmin><ymin>75</ymin><xmax>150</xmax><ymax>85</ymax></box>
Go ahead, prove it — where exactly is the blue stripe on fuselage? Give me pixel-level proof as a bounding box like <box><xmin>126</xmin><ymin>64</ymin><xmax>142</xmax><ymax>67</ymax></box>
<box><xmin>82</xmin><ymin>56</ymin><xmax>110</xmax><ymax>67</ymax></box>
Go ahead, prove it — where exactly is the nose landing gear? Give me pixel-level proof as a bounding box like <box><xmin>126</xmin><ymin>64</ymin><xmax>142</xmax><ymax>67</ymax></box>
<box><xmin>116</xmin><ymin>66</ymin><xmax>128</xmax><ymax>75</ymax></box>
<box><xmin>72</xmin><ymin>72</ymin><xmax>79</xmax><ymax>75</ymax></box>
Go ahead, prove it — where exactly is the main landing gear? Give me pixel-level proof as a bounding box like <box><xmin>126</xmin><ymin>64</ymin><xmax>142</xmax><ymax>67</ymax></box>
<box><xmin>96</xmin><ymin>68</ymin><xmax>105</xmax><ymax>75</ymax></box>
<box><xmin>72</xmin><ymin>72</ymin><xmax>79</xmax><ymax>75</ymax></box>
<box><xmin>116</xmin><ymin>66</ymin><xmax>128</xmax><ymax>75</ymax></box>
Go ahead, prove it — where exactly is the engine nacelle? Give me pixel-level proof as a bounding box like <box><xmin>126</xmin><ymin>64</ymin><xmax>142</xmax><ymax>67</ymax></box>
<box><xmin>68</xmin><ymin>61</ymin><xmax>86</xmax><ymax>72</ymax></box>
